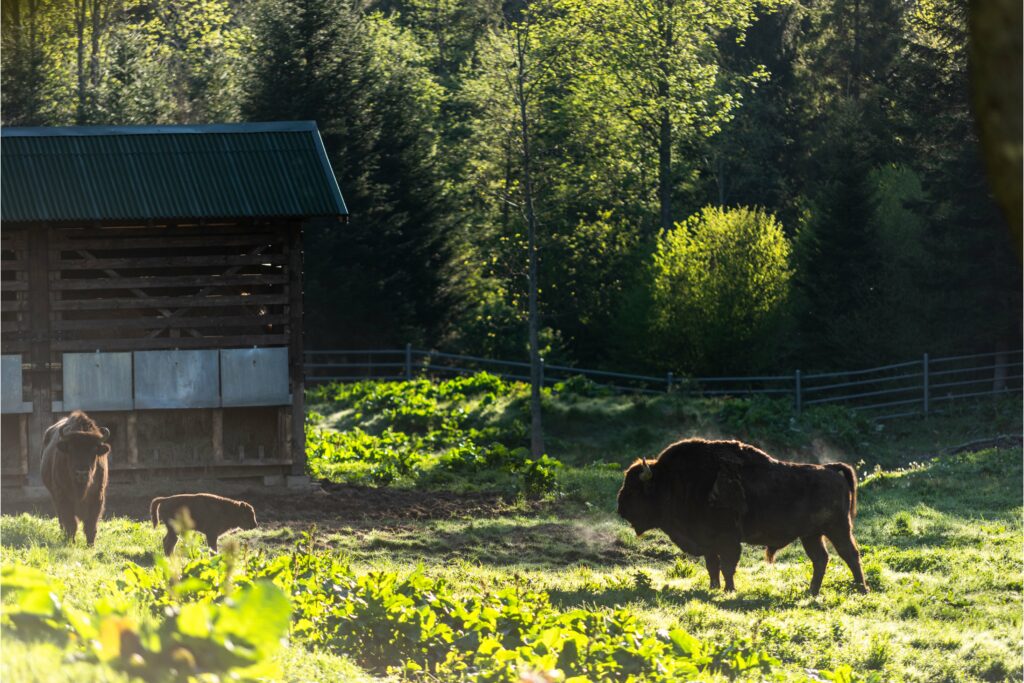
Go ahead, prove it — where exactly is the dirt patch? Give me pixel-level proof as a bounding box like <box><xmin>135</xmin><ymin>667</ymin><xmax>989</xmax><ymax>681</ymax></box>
<box><xmin>2</xmin><ymin>481</ymin><xmax>535</xmax><ymax>528</ymax></box>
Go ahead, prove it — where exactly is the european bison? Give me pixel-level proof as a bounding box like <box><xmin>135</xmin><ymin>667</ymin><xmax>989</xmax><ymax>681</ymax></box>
<box><xmin>150</xmin><ymin>493</ymin><xmax>258</xmax><ymax>555</ymax></box>
<box><xmin>40</xmin><ymin>410</ymin><xmax>111</xmax><ymax>545</ymax></box>
<box><xmin>617</xmin><ymin>438</ymin><xmax>868</xmax><ymax>595</ymax></box>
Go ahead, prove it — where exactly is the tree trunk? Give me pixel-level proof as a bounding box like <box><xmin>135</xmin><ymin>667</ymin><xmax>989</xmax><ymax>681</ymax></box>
<box><xmin>75</xmin><ymin>0</ymin><xmax>87</xmax><ymax>123</ymax></box>
<box><xmin>514</xmin><ymin>22</ymin><xmax>545</xmax><ymax>458</ymax></box>
<box><xmin>659</xmin><ymin>108</ymin><xmax>672</xmax><ymax>232</ymax></box>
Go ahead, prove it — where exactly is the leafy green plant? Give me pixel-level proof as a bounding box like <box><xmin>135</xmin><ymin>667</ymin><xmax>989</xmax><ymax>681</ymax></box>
<box><xmin>2</xmin><ymin>563</ymin><xmax>290</xmax><ymax>682</ymax></box>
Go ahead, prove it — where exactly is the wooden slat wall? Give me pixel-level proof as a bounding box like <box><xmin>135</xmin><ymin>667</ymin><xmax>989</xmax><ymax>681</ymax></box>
<box><xmin>50</xmin><ymin>223</ymin><xmax>293</xmax><ymax>353</ymax></box>
<box><xmin>1</xmin><ymin>228</ymin><xmax>30</xmax><ymax>355</ymax></box>
<box><xmin>2</xmin><ymin>221</ymin><xmax>303</xmax><ymax>480</ymax></box>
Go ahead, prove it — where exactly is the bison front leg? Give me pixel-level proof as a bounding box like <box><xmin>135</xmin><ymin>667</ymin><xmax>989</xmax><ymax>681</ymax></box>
<box><xmin>717</xmin><ymin>543</ymin><xmax>742</xmax><ymax>592</ymax></box>
<box><xmin>704</xmin><ymin>554</ymin><xmax>721</xmax><ymax>589</ymax></box>
<box><xmin>800</xmin><ymin>535</ymin><xmax>829</xmax><ymax>595</ymax></box>
<box><xmin>162</xmin><ymin>526</ymin><xmax>179</xmax><ymax>556</ymax></box>
<box><xmin>55</xmin><ymin>501</ymin><xmax>78</xmax><ymax>543</ymax></box>
<box><xmin>82</xmin><ymin>501</ymin><xmax>103</xmax><ymax>546</ymax></box>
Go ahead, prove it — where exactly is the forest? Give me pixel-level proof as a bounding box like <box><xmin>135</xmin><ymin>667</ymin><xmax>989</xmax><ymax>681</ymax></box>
<box><xmin>2</xmin><ymin>0</ymin><xmax>1020</xmax><ymax>377</ymax></box>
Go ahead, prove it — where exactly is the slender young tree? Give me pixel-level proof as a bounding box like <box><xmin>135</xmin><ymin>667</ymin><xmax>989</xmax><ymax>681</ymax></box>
<box><xmin>552</xmin><ymin>0</ymin><xmax>769</xmax><ymax>233</ymax></box>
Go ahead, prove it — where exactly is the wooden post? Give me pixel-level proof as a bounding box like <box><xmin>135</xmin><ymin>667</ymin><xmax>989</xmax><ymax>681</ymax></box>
<box><xmin>212</xmin><ymin>408</ymin><xmax>224</xmax><ymax>462</ymax></box>
<box><xmin>922</xmin><ymin>353</ymin><xmax>929</xmax><ymax>415</ymax></box>
<box><xmin>18</xmin><ymin>414</ymin><xmax>29</xmax><ymax>475</ymax></box>
<box><xmin>126</xmin><ymin>412</ymin><xmax>139</xmax><ymax>465</ymax></box>
<box><xmin>25</xmin><ymin>225</ymin><xmax>53</xmax><ymax>487</ymax></box>
<box><xmin>405</xmin><ymin>343</ymin><xmax>413</xmax><ymax>381</ymax></box>
<box><xmin>794</xmin><ymin>370</ymin><xmax>802</xmax><ymax>417</ymax></box>
<box><xmin>289</xmin><ymin>223</ymin><xmax>306</xmax><ymax>476</ymax></box>
<box><xmin>666</xmin><ymin>372</ymin><xmax>673</xmax><ymax>393</ymax></box>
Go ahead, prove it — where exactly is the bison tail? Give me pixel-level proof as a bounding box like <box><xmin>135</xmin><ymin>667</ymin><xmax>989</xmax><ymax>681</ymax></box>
<box><xmin>150</xmin><ymin>498</ymin><xmax>164</xmax><ymax>528</ymax></box>
<box><xmin>826</xmin><ymin>462</ymin><xmax>858</xmax><ymax>518</ymax></box>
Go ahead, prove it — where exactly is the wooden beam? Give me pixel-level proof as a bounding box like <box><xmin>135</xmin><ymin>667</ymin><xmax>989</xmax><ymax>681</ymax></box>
<box><xmin>52</xmin><ymin>334</ymin><xmax>290</xmax><ymax>352</ymax></box>
<box><xmin>52</xmin><ymin>314</ymin><xmax>288</xmax><ymax>331</ymax></box>
<box><xmin>51</xmin><ymin>274</ymin><xmax>287</xmax><ymax>290</ymax></box>
<box><xmin>51</xmin><ymin>235</ymin><xmax>284</xmax><ymax>250</ymax></box>
<box><xmin>289</xmin><ymin>224</ymin><xmax>306</xmax><ymax>476</ymax></box>
<box><xmin>51</xmin><ymin>254</ymin><xmax>287</xmax><ymax>269</ymax></box>
<box><xmin>26</xmin><ymin>226</ymin><xmax>52</xmax><ymax>486</ymax></box>
<box><xmin>49</xmin><ymin>294</ymin><xmax>287</xmax><ymax>311</ymax></box>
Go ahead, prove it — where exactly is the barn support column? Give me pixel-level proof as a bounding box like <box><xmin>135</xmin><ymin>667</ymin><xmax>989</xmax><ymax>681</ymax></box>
<box><xmin>288</xmin><ymin>222</ymin><xmax>307</xmax><ymax>483</ymax></box>
<box><xmin>25</xmin><ymin>225</ymin><xmax>53</xmax><ymax>488</ymax></box>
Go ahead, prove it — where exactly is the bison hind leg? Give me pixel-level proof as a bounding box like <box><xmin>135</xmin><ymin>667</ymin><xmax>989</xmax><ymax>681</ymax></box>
<box><xmin>825</xmin><ymin>529</ymin><xmax>869</xmax><ymax>594</ymax></box>
<box><xmin>765</xmin><ymin>546</ymin><xmax>782</xmax><ymax>564</ymax></box>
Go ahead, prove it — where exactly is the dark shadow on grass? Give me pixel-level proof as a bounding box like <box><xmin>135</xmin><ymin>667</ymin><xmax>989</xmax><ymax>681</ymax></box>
<box><xmin>354</xmin><ymin>519</ymin><xmax>673</xmax><ymax>568</ymax></box>
<box><xmin>546</xmin><ymin>583</ymin><xmax>796</xmax><ymax>614</ymax></box>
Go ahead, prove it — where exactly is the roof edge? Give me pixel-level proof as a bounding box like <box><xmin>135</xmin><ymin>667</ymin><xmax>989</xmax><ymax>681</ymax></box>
<box><xmin>1</xmin><ymin>121</ymin><xmax>321</xmax><ymax>137</ymax></box>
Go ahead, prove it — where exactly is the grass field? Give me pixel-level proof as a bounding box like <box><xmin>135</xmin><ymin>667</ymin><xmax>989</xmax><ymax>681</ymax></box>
<box><xmin>2</xmin><ymin>376</ymin><xmax>1021</xmax><ymax>682</ymax></box>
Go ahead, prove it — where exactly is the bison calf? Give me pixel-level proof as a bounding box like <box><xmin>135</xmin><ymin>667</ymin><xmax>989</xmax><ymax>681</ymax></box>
<box><xmin>40</xmin><ymin>411</ymin><xmax>111</xmax><ymax>545</ymax></box>
<box><xmin>617</xmin><ymin>438</ymin><xmax>868</xmax><ymax>595</ymax></box>
<box><xmin>150</xmin><ymin>493</ymin><xmax>258</xmax><ymax>555</ymax></box>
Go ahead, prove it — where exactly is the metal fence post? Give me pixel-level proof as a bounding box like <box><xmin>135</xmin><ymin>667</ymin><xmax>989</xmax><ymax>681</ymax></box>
<box><xmin>405</xmin><ymin>343</ymin><xmax>413</xmax><ymax>381</ymax></box>
<box><xmin>539</xmin><ymin>357</ymin><xmax>545</xmax><ymax>387</ymax></box>
<box><xmin>666</xmin><ymin>371</ymin><xmax>673</xmax><ymax>393</ymax></box>
<box><xmin>922</xmin><ymin>352</ymin><xmax>929</xmax><ymax>415</ymax></box>
<box><xmin>794</xmin><ymin>369</ymin><xmax>802</xmax><ymax>417</ymax></box>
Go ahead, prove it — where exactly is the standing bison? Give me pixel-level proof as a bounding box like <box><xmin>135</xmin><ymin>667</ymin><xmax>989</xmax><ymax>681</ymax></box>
<box><xmin>40</xmin><ymin>410</ymin><xmax>111</xmax><ymax>545</ymax></box>
<box><xmin>617</xmin><ymin>438</ymin><xmax>868</xmax><ymax>595</ymax></box>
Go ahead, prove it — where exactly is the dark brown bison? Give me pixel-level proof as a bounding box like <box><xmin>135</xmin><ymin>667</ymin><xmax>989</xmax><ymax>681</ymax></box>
<box><xmin>617</xmin><ymin>438</ymin><xmax>868</xmax><ymax>595</ymax></box>
<box><xmin>150</xmin><ymin>493</ymin><xmax>258</xmax><ymax>555</ymax></box>
<box><xmin>40</xmin><ymin>410</ymin><xmax>111</xmax><ymax>545</ymax></box>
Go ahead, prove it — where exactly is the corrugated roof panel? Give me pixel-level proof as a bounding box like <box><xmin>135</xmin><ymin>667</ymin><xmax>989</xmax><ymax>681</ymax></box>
<box><xmin>0</xmin><ymin>121</ymin><xmax>348</xmax><ymax>223</ymax></box>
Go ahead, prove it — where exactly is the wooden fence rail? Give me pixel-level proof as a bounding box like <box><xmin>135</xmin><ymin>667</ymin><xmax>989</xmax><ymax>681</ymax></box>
<box><xmin>304</xmin><ymin>347</ymin><xmax>1023</xmax><ymax>420</ymax></box>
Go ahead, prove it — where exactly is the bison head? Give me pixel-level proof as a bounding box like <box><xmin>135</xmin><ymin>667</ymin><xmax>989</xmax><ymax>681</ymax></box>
<box><xmin>616</xmin><ymin>459</ymin><xmax>659</xmax><ymax>536</ymax></box>
<box><xmin>58</xmin><ymin>426</ymin><xmax>110</xmax><ymax>490</ymax></box>
<box><xmin>237</xmin><ymin>502</ymin><xmax>258</xmax><ymax>530</ymax></box>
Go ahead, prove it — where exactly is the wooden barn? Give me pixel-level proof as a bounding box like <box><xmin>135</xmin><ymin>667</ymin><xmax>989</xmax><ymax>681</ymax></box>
<box><xmin>0</xmin><ymin>122</ymin><xmax>348</xmax><ymax>488</ymax></box>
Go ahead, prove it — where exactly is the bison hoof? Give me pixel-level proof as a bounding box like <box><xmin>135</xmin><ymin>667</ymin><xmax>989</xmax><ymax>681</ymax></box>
<box><xmin>856</xmin><ymin>583</ymin><xmax>870</xmax><ymax>594</ymax></box>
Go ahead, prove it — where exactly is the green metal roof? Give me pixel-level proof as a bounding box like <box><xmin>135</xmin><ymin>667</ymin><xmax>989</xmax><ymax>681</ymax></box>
<box><xmin>0</xmin><ymin>121</ymin><xmax>348</xmax><ymax>223</ymax></box>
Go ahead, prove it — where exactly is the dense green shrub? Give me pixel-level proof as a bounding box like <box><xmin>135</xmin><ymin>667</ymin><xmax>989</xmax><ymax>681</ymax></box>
<box><xmin>650</xmin><ymin>206</ymin><xmax>793</xmax><ymax>375</ymax></box>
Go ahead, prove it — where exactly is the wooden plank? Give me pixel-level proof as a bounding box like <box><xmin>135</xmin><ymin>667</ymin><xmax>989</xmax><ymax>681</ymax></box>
<box><xmin>52</xmin><ymin>254</ymin><xmax>287</xmax><ymax>270</ymax></box>
<box><xmin>51</xmin><ymin>273</ymin><xmax>288</xmax><ymax>290</ymax></box>
<box><xmin>52</xmin><ymin>235</ymin><xmax>285</xmax><ymax>250</ymax></box>
<box><xmin>53</xmin><ymin>314</ymin><xmax>288</xmax><ymax>331</ymax></box>
<box><xmin>52</xmin><ymin>334</ymin><xmax>290</xmax><ymax>352</ymax></box>
<box><xmin>54</xmin><ymin>224</ymin><xmax>276</xmax><ymax>239</ymax></box>
<box><xmin>1</xmin><ymin>301</ymin><xmax>29</xmax><ymax>312</ymax></box>
<box><xmin>50</xmin><ymin>294</ymin><xmax>287</xmax><ymax>311</ymax></box>
<box><xmin>0</xmin><ymin>341</ymin><xmax>30</xmax><ymax>354</ymax></box>
<box><xmin>1</xmin><ymin>281</ymin><xmax>29</xmax><ymax>291</ymax></box>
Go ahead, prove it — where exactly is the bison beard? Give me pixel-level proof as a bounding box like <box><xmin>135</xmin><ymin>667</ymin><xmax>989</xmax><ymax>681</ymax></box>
<box><xmin>40</xmin><ymin>411</ymin><xmax>111</xmax><ymax>545</ymax></box>
<box><xmin>616</xmin><ymin>438</ymin><xmax>868</xmax><ymax>595</ymax></box>
<box><xmin>150</xmin><ymin>493</ymin><xmax>258</xmax><ymax>555</ymax></box>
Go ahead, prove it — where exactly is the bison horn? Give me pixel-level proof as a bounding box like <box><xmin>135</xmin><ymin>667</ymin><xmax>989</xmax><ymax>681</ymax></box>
<box><xmin>639</xmin><ymin>461</ymin><xmax>653</xmax><ymax>482</ymax></box>
<box><xmin>100</xmin><ymin>427</ymin><xmax>110</xmax><ymax>440</ymax></box>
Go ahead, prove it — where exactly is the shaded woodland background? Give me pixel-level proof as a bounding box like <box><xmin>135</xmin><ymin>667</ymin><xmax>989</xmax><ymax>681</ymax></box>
<box><xmin>2</xmin><ymin>0</ymin><xmax>1020</xmax><ymax>376</ymax></box>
